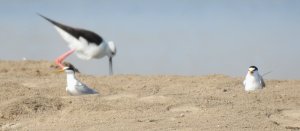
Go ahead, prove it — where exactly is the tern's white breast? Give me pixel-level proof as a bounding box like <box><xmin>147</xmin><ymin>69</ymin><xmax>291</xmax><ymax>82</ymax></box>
<box><xmin>244</xmin><ymin>75</ymin><xmax>263</xmax><ymax>91</ymax></box>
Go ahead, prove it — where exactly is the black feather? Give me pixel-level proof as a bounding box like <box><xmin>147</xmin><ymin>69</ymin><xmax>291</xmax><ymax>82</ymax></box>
<box><xmin>38</xmin><ymin>13</ymin><xmax>103</xmax><ymax>45</ymax></box>
<box><xmin>249</xmin><ymin>66</ymin><xmax>258</xmax><ymax>71</ymax></box>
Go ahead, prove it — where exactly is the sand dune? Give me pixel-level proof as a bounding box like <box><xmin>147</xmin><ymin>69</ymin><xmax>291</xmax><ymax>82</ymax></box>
<box><xmin>0</xmin><ymin>60</ymin><xmax>299</xmax><ymax>130</ymax></box>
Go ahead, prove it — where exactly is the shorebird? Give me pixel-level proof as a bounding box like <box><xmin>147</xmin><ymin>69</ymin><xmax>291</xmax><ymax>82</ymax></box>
<box><xmin>243</xmin><ymin>66</ymin><xmax>265</xmax><ymax>91</ymax></box>
<box><xmin>63</xmin><ymin>66</ymin><xmax>98</xmax><ymax>96</ymax></box>
<box><xmin>39</xmin><ymin>14</ymin><xmax>116</xmax><ymax>75</ymax></box>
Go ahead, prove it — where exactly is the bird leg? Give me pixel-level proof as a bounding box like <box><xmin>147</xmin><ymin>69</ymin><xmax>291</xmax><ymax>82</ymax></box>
<box><xmin>55</xmin><ymin>49</ymin><xmax>76</xmax><ymax>69</ymax></box>
<box><xmin>109</xmin><ymin>57</ymin><xmax>113</xmax><ymax>75</ymax></box>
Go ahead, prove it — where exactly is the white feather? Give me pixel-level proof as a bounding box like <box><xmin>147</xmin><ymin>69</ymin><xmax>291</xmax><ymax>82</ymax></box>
<box><xmin>54</xmin><ymin>26</ymin><xmax>107</xmax><ymax>60</ymax></box>
<box><xmin>65</xmin><ymin>69</ymin><xmax>98</xmax><ymax>96</ymax></box>
<box><xmin>54</xmin><ymin>26</ymin><xmax>82</xmax><ymax>49</ymax></box>
<box><xmin>243</xmin><ymin>70</ymin><xmax>265</xmax><ymax>91</ymax></box>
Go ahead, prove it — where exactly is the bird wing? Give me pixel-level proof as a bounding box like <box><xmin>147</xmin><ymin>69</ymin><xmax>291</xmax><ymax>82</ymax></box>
<box><xmin>259</xmin><ymin>75</ymin><xmax>266</xmax><ymax>88</ymax></box>
<box><xmin>39</xmin><ymin>14</ymin><xmax>103</xmax><ymax>45</ymax></box>
<box><xmin>75</xmin><ymin>82</ymin><xmax>98</xmax><ymax>94</ymax></box>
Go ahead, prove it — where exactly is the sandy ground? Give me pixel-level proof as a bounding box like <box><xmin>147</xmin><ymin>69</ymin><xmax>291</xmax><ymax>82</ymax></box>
<box><xmin>0</xmin><ymin>60</ymin><xmax>299</xmax><ymax>131</ymax></box>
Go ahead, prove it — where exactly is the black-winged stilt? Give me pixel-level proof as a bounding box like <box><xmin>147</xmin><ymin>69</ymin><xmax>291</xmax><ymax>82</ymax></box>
<box><xmin>39</xmin><ymin>14</ymin><xmax>116</xmax><ymax>75</ymax></box>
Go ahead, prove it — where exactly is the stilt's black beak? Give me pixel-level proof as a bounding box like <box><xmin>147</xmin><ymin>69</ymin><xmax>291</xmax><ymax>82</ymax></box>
<box><xmin>109</xmin><ymin>57</ymin><xmax>113</xmax><ymax>75</ymax></box>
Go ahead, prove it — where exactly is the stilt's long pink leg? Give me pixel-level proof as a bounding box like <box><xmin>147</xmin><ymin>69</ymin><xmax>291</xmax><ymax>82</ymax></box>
<box><xmin>55</xmin><ymin>49</ymin><xmax>76</xmax><ymax>69</ymax></box>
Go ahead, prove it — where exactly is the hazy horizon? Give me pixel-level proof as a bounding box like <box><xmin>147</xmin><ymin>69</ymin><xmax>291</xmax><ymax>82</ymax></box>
<box><xmin>1</xmin><ymin>0</ymin><xmax>300</xmax><ymax>79</ymax></box>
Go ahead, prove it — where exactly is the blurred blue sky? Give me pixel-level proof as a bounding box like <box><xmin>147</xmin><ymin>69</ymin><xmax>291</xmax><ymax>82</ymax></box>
<box><xmin>0</xmin><ymin>0</ymin><xmax>300</xmax><ymax>79</ymax></box>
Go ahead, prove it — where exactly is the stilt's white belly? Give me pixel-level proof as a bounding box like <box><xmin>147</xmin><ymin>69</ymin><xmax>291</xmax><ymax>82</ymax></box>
<box><xmin>75</xmin><ymin>43</ymin><xmax>107</xmax><ymax>60</ymax></box>
<box><xmin>54</xmin><ymin>26</ymin><xmax>107</xmax><ymax>60</ymax></box>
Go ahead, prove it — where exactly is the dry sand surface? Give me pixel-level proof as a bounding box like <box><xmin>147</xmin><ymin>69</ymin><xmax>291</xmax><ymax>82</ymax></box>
<box><xmin>0</xmin><ymin>60</ymin><xmax>300</xmax><ymax>131</ymax></box>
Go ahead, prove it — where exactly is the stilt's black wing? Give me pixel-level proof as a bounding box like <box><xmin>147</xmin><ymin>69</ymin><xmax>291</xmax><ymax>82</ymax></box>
<box><xmin>39</xmin><ymin>14</ymin><xmax>103</xmax><ymax>45</ymax></box>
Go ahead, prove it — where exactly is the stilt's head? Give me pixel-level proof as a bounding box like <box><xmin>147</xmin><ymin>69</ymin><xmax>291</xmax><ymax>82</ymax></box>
<box><xmin>248</xmin><ymin>66</ymin><xmax>258</xmax><ymax>75</ymax></box>
<box><xmin>107</xmin><ymin>41</ymin><xmax>117</xmax><ymax>57</ymax></box>
<box><xmin>107</xmin><ymin>41</ymin><xmax>116</xmax><ymax>75</ymax></box>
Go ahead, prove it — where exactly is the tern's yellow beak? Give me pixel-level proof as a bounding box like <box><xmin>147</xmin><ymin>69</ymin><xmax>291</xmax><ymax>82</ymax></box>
<box><xmin>248</xmin><ymin>68</ymin><xmax>255</xmax><ymax>74</ymax></box>
<box><xmin>53</xmin><ymin>68</ymin><xmax>65</xmax><ymax>73</ymax></box>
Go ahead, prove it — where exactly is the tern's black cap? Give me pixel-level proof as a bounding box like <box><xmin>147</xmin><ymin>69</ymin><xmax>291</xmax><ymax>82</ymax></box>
<box><xmin>249</xmin><ymin>66</ymin><xmax>258</xmax><ymax>71</ymax></box>
<box><xmin>63</xmin><ymin>62</ymin><xmax>80</xmax><ymax>73</ymax></box>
